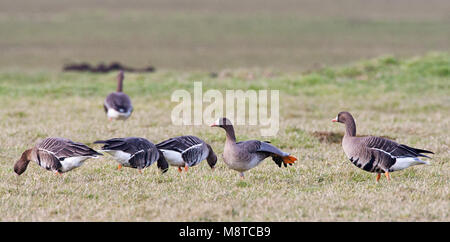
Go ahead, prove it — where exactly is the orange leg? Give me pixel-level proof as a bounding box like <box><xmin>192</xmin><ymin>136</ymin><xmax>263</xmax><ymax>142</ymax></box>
<box><xmin>376</xmin><ymin>173</ymin><xmax>381</xmax><ymax>182</ymax></box>
<box><xmin>184</xmin><ymin>164</ymin><xmax>189</xmax><ymax>172</ymax></box>
<box><xmin>138</xmin><ymin>169</ymin><xmax>142</xmax><ymax>174</ymax></box>
<box><xmin>54</xmin><ymin>171</ymin><xmax>62</xmax><ymax>176</ymax></box>
<box><xmin>385</xmin><ymin>172</ymin><xmax>391</xmax><ymax>181</ymax></box>
<box><xmin>239</xmin><ymin>172</ymin><xmax>245</xmax><ymax>179</ymax></box>
<box><xmin>178</xmin><ymin>167</ymin><xmax>182</xmax><ymax>173</ymax></box>
<box><xmin>117</xmin><ymin>164</ymin><xmax>122</xmax><ymax>170</ymax></box>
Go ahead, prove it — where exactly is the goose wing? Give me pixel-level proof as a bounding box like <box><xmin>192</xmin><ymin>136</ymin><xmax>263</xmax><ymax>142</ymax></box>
<box><xmin>157</xmin><ymin>136</ymin><xmax>208</xmax><ymax>167</ymax></box>
<box><xmin>156</xmin><ymin>135</ymin><xmax>203</xmax><ymax>152</ymax></box>
<box><xmin>33</xmin><ymin>147</ymin><xmax>62</xmax><ymax>171</ymax></box>
<box><xmin>237</xmin><ymin>140</ymin><xmax>293</xmax><ymax>168</ymax></box>
<box><xmin>181</xmin><ymin>143</ymin><xmax>208</xmax><ymax>167</ymax></box>
<box><xmin>94</xmin><ymin>137</ymin><xmax>143</xmax><ymax>154</ymax></box>
<box><xmin>363</xmin><ymin>136</ymin><xmax>433</xmax><ymax>159</ymax></box>
<box><xmin>38</xmin><ymin>137</ymin><xmax>102</xmax><ymax>159</ymax></box>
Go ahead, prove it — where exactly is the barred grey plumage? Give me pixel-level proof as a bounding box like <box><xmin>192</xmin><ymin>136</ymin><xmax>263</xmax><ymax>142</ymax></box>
<box><xmin>156</xmin><ymin>135</ymin><xmax>217</xmax><ymax>170</ymax></box>
<box><xmin>333</xmin><ymin>111</ymin><xmax>433</xmax><ymax>181</ymax></box>
<box><xmin>94</xmin><ymin>137</ymin><xmax>168</xmax><ymax>172</ymax></box>
<box><xmin>103</xmin><ymin>70</ymin><xmax>133</xmax><ymax>120</ymax></box>
<box><xmin>14</xmin><ymin>137</ymin><xmax>102</xmax><ymax>175</ymax></box>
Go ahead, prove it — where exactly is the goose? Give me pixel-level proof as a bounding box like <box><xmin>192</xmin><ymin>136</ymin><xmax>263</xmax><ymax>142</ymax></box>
<box><xmin>14</xmin><ymin>137</ymin><xmax>102</xmax><ymax>175</ymax></box>
<box><xmin>210</xmin><ymin>117</ymin><xmax>297</xmax><ymax>178</ymax></box>
<box><xmin>103</xmin><ymin>70</ymin><xmax>133</xmax><ymax>121</ymax></box>
<box><xmin>156</xmin><ymin>135</ymin><xmax>217</xmax><ymax>172</ymax></box>
<box><xmin>332</xmin><ymin>111</ymin><xmax>433</xmax><ymax>182</ymax></box>
<box><xmin>94</xmin><ymin>137</ymin><xmax>168</xmax><ymax>173</ymax></box>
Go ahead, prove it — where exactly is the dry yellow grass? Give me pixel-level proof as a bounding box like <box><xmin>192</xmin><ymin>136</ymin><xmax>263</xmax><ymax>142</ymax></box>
<box><xmin>0</xmin><ymin>54</ymin><xmax>448</xmax><ymax>221</ymax></box>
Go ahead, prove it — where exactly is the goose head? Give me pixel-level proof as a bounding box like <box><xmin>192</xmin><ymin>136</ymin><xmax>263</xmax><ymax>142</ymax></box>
<box><xmin>332</xmin><ymin>111</ymin><xmax>357</xmax><ymax>136</ymax></box>
<box><xmin>210</xmin><ymin>117</ymin><xmax>237</xmax><ymax>142</ymax></box>
<box><xmin>332</xmin><ymin>111</ymin><xmax>354</xmax><ymax>124</ymax></box>
<box><xmin>206</xmin><ymin>144</ymin><xmax>217</xmax><ymax>169</ymax></box>
<box><xmin>14</xmin><ymin>149</ymin><xmax>32</xmax><ymax>175</ymax></box>
<box><xmin>210</xmin><ymin>117</ymin><xmax>233</xmax><ymax>128</ymax></box>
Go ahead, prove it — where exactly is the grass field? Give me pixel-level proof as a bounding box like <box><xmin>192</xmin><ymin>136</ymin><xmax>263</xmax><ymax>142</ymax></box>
<box><xmin>0</xmin><ymin>0</ymin><xmax>448</xmax><ymax>222</ymax></box>
<box><xmin>0</xmin><ymin>53</ymin><xmax>448</xmax><ymax>221</ymax></box>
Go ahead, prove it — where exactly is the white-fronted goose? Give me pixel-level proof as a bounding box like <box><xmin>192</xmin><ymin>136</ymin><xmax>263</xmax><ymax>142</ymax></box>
<box><xmin>156</xmin><ymin>135</ymin><xmax>217</xmax><ymax>172</ymax></box>
<box><xmin>14</xmin><ymin>137</ymin><xmax>102</xmax><ymax>175</ymax></box>
<box><xmin>94</xmin><ymin>137</ymin><xmax>168</xmax><ymax>173</ymax></box>
<box><xmin>103</xmin><ymin>70</ymin><xmax>133</xmax><ymax>120</ymax></box>
<box><xmin>211</xmin><ymin>117</ymin><xmax>297</xmax><ymax>178</ymax></box>
<box><xmin>332</xmin><ymin>111</ymin><xmax>433</xmax><ymax>182</ymax></box>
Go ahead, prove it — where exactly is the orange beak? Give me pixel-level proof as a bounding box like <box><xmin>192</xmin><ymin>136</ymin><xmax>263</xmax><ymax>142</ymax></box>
<box><xmin>332</xmin><ymin>118</ymin><xmax>337</xmax><ymax>122</ymax></box>
<box><xmin>210</xmin><ymin>123</ymin><xmax>216</xmax><ymax>127</ymax></box>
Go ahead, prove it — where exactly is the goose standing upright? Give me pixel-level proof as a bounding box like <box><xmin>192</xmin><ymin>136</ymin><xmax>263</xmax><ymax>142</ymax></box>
<box><xmin>94</xmin><ymin>137</ymin><xmax>168</xmax><ymax>173</ymax></box>
<box><xmin>104</xmin><ymin>70</ymin><xmax>133</xmax><ymax>120</ymax></box>
<box><xmin>14</xmin><ymin>137</ymin><xmax>102</xmax><ymax>175</ymax></box>
<box><xmin>156</xmin><ymin>135</ymin><xmax>217</xmax><ymax>172</ymax></box>
<box><xmin>332</xmin><ymin>111</ymin><xmax>433</xmax><ymax>182</ymax></box>
<box><xmin>211</xmin><ymin>117</ymin><xmax>297</xmax><ymax>178</ymax></box>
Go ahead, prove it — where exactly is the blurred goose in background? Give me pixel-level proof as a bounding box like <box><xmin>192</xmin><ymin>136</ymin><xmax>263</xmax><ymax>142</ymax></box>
<box><xmin>156</xmin><ymin>135</ymin><xmax>217</xmax><ymax>172</ymax></box>
<box><xmin>14</xmin><ymin>137</ymin><xmax>102</xmax><ymax>175</ymax></box>
<box><xmin>211</xmin><ymin>117</ymin><xmax>297</xmax><ymax>178</ymax></box>
<box><xmin>332</xmin><ymin>111</ymin><xmax>433</xmax><ymax>182</ymax></box>
<box><xmin>94</xmin><ymin>137</ymin><xmax>168</xmax><ymax>173</ymax></box>
<box><xmin>103</xmin><ymin>70</ymin><xmax>133</xmax><ymax>120</ymax></box>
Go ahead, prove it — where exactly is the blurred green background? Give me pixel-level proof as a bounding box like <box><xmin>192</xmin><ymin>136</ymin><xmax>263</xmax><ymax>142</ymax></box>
<box><xmin>0</xmin><ymin>0</ymin><xmax>449</xmax><ymax>71</ymax></box>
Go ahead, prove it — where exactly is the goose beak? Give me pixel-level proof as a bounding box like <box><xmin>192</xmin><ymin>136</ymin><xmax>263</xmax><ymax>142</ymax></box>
<box><xmin>332</xmin><ymin>116</ymin><xmax>338</xmax><ymax>122</ymax></box>
<box><xmin>210</xmin><ymin>123</ymin><xmax>216</xmax><ymax>127</ymax></box>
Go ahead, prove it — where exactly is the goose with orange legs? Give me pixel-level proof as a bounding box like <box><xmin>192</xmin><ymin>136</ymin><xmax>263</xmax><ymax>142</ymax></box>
<box><xmin>156</xmin><ymin>135</ymin><xmax>217</xmax><ymax>173</ymax></box>
<box><xmin>211</xmin><ymin>117</ymin><xmax>297</xmax><ymax>179</ymax></box>
<box><xmin>332</xmin><ymin>111</ymin><xmax>433</xmax><ymax>182</ymax></box>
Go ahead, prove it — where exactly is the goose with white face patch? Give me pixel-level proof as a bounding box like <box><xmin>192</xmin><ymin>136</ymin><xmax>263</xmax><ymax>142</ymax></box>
<box><xmin>103</xmin><ymin>70</ymin><xmax>133</xmax><ymax>121</ymax></box>
<box><xmin>156</xmin><ymin>135</ymin><xmax>217</xmax><ymax>172</ymax></box>
<box><xmin>94</xmin><ymin>137</ymin><xmax>168</xmax><ymax>173</ymax></box>
<box><xmin>332</xmin><ymin>111</ymin><xmax>434</xmax><ymax>182</ymax></box>
<box><xmin>211</xmin><ymin>117</ymin><xmax>297</xmax><ymax>179</ymax></box>
<box><xmin>14</xmin><ymin>137</ymin><xmax>103</xmax><ymax>175</ymax></box>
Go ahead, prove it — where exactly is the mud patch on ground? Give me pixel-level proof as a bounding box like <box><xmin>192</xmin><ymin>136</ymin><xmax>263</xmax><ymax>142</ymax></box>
<box><xmin>311</xmin><ymin>131</ymin><xmax>343</xmax><ymax>144</ymax></box>
<box><xmin>63</xmin><ymin>62</ymin><xmax>155</xmax><ymax>73</ymax></box>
